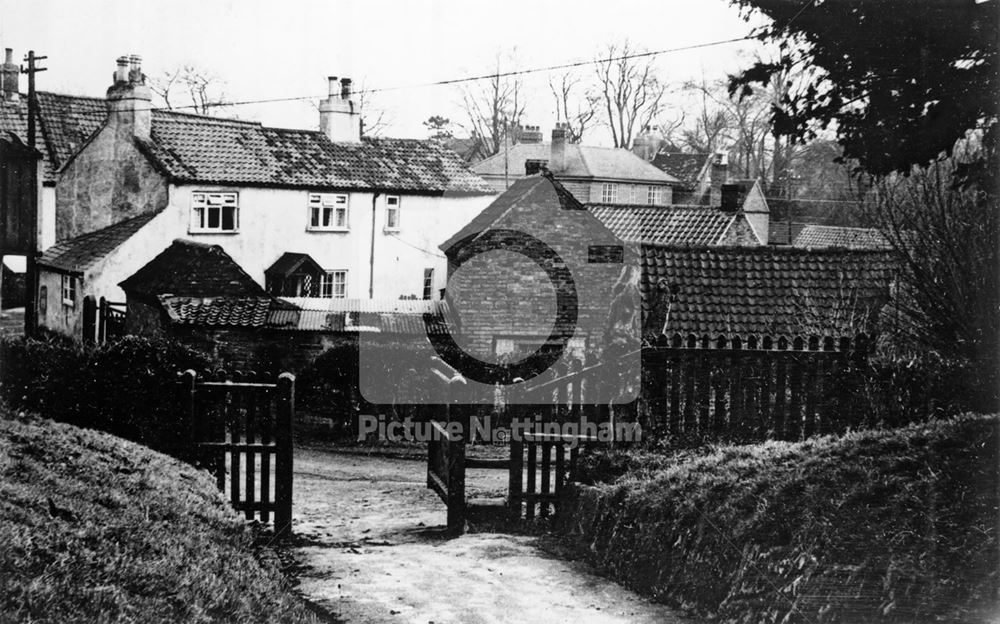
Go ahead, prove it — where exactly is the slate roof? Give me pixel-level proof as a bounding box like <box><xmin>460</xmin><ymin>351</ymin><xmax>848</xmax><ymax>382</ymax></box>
<box><xmin>793</xmin><ymin>225</ymin><xmax>891</xmax><ymax>250</ymax></box>
<box><xmin>119</xmin><ymin>239</ymin><xmax>265</xmax><ymax>299</ymax></box>
<box><xmin>37</xmin><ymin>212</ymin><xmax>160</xmax><ymax>274</ymax></box>
<box><xmin>0</xmin><ymin>92</ymin><xmax>107</xmax><ymax>182</ymax></box>
<box><xmin>471</xmin><ymin>142</ymin><xmax>679</xmax><ymax>184</ymax></box>
<box><xmin>650</xmin><ymin>152</ymin><xmax>709</xmax><ymax>188</ymax></box>
<box><xmin>640</xmin><ymin>245</ymin><xmax>898</xmax><ymax>342</ymax></box>
<box><xmin>588</xmin><ymin>204</ymin><xmax>734</xmax><ymax>246</ymax></box>
<box><xmin>440</xmin><ymin>174</ymin><xmax>586</xmax><ymax>252</ymax></box>
<box><xmin>135</xmin><ymin>112</ymin><xmax>494</xmax><ymax>193</ymax></box>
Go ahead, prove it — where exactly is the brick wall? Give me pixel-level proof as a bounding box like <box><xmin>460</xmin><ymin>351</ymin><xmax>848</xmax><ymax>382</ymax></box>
<box><xmin>445</xmin><ymin>184</ymin><xmax>635</xmax><ymax>362</ymax></box>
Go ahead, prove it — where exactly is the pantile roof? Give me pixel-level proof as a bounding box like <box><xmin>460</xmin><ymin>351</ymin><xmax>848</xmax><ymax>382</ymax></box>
<box><xmin>137</xmin><ymin>112</ymin><xmax>494</xmax><ymax>193</ymax></box>
<box><xmin>471</xmin><ymin>142</ymin><xmax>679</xmax><ymax>184</ymax></box>
<box><xmin>38</xmin><ymin>212</ymin><xmax>159</xmax><ymax>274</ymax></box>
<box><xmin>793</xmin><ymin>225</ymin><xmax>891</xmax><ymax>250</ymax></box>
<box><xmin>650</xmin><ymin>152</ymin><xmax>709</xmax><ymax>188</ymax></box>
<box><xmin>640</xmin><ymin>245</ymin><xmax>898</xmax><ymax>342</ymax></box>
<box><xmin>589</xmin><ymin>204</ymin><xmax>734</xmax><ymax>246</ymax></box>
<box><xmin>159</xmin><ymin>296</ymin><xmax>297</xmax><ymax>329</ymax></box>
<box><xmin>0</xmin><ymin>92</ymin><xmax>107</xmax><ymax>182</ymax></box>
<box><xmin>119</xmin><ymin>239</ymin><xmax>265</xmax><ymax>299</ymax></box>
<box><xmin>440</xmin><ymin>174</ymin><xmax>586</xmax><ymax>252</ymax></box>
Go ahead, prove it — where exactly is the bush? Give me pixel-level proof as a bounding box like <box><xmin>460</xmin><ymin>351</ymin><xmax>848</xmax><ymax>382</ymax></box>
<box><xmin>0</xmin><ymin>334</ymin><xmax>214</xmax><ymax>460</ymax></box>
<box><xmin>557</xmin><ymin>415</ymin><xmax>999</xmax><ymax>623</ymax></box>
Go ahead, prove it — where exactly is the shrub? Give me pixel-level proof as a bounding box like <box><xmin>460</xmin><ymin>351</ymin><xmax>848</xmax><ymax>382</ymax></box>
<box><xmin>0</xmin><ymin>335</ymin><xmax>214</xmax><ymax>460</ymax></box>
<box><xmin>558</xmin><ymin>415</ymin><xmax>999</xmax><ymax>623</ymax></box>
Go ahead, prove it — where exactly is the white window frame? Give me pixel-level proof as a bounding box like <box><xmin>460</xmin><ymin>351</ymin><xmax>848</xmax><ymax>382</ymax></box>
<box><xmin>320</xmin><ymin>270</ymin><xmax>347</xmax><ymax>298</ymax></box>
<box><xmin>384</xmin><ymin>195</ymin><xmax>401</xmax><ymax>232</ymax></box>
<box><xmin>422</xmin><ymin>268</ymin><xmax>434</xmax><ymax>300</ymax></box>
<box><xmin>601</xmin><ymin>183</ymin><xmax>618</xmax><ymax>203</ymax></box>
<box><xmin>61</xmin><ymin>275</ymin><xmax>76</xmax><ymax>307</ymax></box>
<box><xmin>190</xmin><ymin>191</ymin><xmax>239</xmax><ymax>233</ymax></box>
<box><xmin>647</xmin><ymin>185</ymin><xmax>662</xmax><ymax>205</ymax></box>
<box><xmin>308</xmin><ymin>193</ymin><xmax>350</xmax><ymax>231</ymax></box>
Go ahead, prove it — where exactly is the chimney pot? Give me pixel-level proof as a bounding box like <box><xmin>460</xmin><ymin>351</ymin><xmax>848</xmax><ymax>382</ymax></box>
<box><xmin>551</xmin><ymin>126</ymin><xmax>567</xmax><ymax>171</ymax></box>
<box><xmin>4</xmin><ymin>49</ymin><xmax>11</xmax><ymax>64</ymax></box>
<box><xmin>327</xmin><ymin>76</ymin><xmax>338</xmax><ymax>97</ymax></box>
<box><xmin>1</xmin><ymin>48</ymin><xmax>17</xmax><ymax>101</ymax></box>
<box><xmin>340</xmin><ymin>77</ymin><xmax>352</xmax><ymax>100</ymax></box>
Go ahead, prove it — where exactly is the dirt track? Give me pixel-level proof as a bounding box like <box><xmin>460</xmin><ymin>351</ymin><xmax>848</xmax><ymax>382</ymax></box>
<box><xmin>290</xmin><ymin>447</ymin><xmax>690</xmax><ymax>624</ymax></box>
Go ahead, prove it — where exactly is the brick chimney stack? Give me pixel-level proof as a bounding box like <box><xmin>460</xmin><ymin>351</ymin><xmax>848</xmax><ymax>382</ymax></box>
<box><xmin>319</xmin><ymin>76</ymin><xmax>361</xmax><ymax>143</ymax></box>
<box><xmin>106</xmin><ymin>54</ymin><xmax>151</xmax><ymax>140</ymax></box>
<box><xmin>1</xmin><ymin>48</ymin><xmax>19</xmax><ymax>101</ymax></box>
<box><xmin>709</xmin><ymin>151</ymin><xmax>728</xmax><ymax>207</ymax></box>
<box><xmin>550</xmin><ymin>124</ymin><xmax>568</xmax><ymax>172</ymax></box>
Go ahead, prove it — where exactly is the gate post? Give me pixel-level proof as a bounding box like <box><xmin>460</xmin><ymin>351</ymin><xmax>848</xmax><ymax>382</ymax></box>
<box><xmin>181</xmin><ymin>369</ymin><xmax>198</xmax><ymax>464</ymax></box>
<box><xmin>275</xmin><ymin>372</ymin><xmax>295</xmax><ymax>537</ymax></box>
<box><xmin>445</xmin><ymin>401</ymin><xmax>466</xmax><ymax>535</ymax></box>
<box><xmin>82</xmin><ymin>295</ymin><xmax>97</xmax><ymax>344</ymax></box>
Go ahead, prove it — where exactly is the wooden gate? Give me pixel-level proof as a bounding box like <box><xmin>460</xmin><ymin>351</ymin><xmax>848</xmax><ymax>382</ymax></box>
<box><xmin>181</xmin><ymin>369</ymin><xmax>295</xmax><ymax>536</ymax></box>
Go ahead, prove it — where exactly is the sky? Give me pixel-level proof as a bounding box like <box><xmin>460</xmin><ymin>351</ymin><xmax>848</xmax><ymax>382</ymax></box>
<box><xmin>0</xmin><ymin>0</ymin><xmax>767</xmax><ymax>143</ymax></box>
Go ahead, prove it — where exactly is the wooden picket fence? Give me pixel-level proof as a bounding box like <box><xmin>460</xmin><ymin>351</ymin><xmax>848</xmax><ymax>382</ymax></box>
<box><xmin>181</xmin><ymin>369</ymin><xmax>295</xmax><ymax>536</ymax></box>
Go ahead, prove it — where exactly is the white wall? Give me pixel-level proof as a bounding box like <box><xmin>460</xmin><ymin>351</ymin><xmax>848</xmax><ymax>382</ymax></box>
<box><xmin>40</xmin><ymin>185</ymin><xmax>56</xmax><ymax>251</ymax></box>
<box><xmin>154</xmin><ymin>184</ymin><xmax>494</xmax><ymax>300</ymax></box>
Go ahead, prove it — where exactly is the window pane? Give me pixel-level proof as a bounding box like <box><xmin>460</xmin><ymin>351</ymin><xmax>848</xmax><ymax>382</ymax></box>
<box><xmin>311</xmin><ymin>207</ymin><xmax>320</xmax><ymax>227</ymax></box>
<box><xmin>336</xmin><ymin>207</ymin><xmax>347</xmax><ymax>228</ymax></box>
<box><xmin>207</xmin><ymin>206</ymin><xmax>220</xmax><ymax>229</ymax></box>
<box><xmin>222</xmin><ymin>206</ymin><xmax>235</xmax><ymax>230</ymax></box>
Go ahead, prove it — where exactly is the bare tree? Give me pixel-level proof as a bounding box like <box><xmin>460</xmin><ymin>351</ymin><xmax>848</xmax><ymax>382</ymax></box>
<box><xmin>549</xmin><ymin>71</ymin><xmax>596</xmax><ymax>144</ymax></box>
<box><xmin>354</xmin><ymin>78</ymin><xmax>391</xmax><ymax>138</ymax></box>
<box><xmin>149</xmin><ymin>65</ymin><xmax>232</xmax><ymax>116</ymax></box>
<box><xmin>458</xmin><ymin>52</ymin><xmax>525</xmax><ymax>158</ymax></box>
<box><xmin>593</xmin><ymin>41</ymin><xmax>667</xmax><ymax>149</ymax></box>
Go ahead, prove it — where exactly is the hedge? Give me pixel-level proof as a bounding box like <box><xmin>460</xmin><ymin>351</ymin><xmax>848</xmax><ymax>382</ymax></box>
<box><xmin>559</xmin><ymin>414</ymin><xmax>999</xmax><ymax>623</ymax></box>
<box><xmin>0</xmin><ymin>334</ymin><xmax>214</xmax><ymax>461</ymax></box>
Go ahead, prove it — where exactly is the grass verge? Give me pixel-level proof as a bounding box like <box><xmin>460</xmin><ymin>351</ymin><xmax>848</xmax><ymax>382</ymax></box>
<box><xmin>0</xmin><ymin>408</ymin><xmax>326</xmax><ymax>623</ymax></box>
<box><xmin>558</xmin><ymin>414</ymin><xmax>999</xmax><ymax>623</ymax></box>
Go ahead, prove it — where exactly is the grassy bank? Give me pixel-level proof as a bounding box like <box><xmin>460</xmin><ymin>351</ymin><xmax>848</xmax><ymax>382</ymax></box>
<box><xmin>558</xmin><ymin>414</ymin><xmax>999</xmax><ymax>623</ymax></box>
<box><xmin>0</xmin><ymin>409</ymin><xmax>323</xmax><ymax>623</ymax></box>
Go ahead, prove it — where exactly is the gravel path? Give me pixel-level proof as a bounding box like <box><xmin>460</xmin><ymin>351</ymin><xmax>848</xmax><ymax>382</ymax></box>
<box><xmin>290</xmin><ymin>447</ymin><xmax>691</xmax><ymax>624</ymax></box>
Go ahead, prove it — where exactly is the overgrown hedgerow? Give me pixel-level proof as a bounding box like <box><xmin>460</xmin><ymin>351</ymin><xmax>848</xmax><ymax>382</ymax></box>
<box><xmin>560</xmin><ymin>414</ymin><xmax>999</xmax><ymax>623</ymax></box>
<box><xmin>0</xmin><ymin>409</ymin><xmax>321</xmax><ymax>624</ymax></box>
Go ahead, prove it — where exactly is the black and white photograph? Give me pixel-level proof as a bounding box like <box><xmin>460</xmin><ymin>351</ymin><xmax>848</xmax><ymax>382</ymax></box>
<box><xmin>0</xmin><ymin>0</ymin><xmax>996</xmax><ymax>622</ymax></box>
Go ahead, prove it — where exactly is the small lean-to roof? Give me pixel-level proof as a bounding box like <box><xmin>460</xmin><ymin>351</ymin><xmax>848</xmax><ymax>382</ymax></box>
<box><xmin>640</xmin><ymin>244</ymin><xmax>898</xmax><ymax>342</ymax></box>
<box><xmin>264</xmin><ymin>252</ymin><xmax>325</xmax><ymax>278</ymax></box>
<box><xmin>119</xmin><ymin>239</ymin><xmax>264</xmax><ymax>298</ymax></box>
<box><xmin>650</xmin><ymin>151</ymin><xmax>709</xmax><ymax>188</ymax></box>
<box><xmin>440</xmin><ymin>174</ymin><xmax>586</xmax><ymax>252</ymax></box>
<box><xmin>38</xmin><ymin>212</ymin><xmax>160</xmax><ymax>274</ymax></box>
<box><xmin>588</xmin><ymin>204</ymin><xmax>734</xmax><ymax>246</ymax></box>
<box><xmin>793</xmin><ymin>225</ymin><xmax>891</xmax><ymax>250</ymax></box>
<box><xmin>135</xmin><ymin>110</ymin><xmax>495</xmax><ymax>194</ymax></box>
<box><xmin>472</xmin><ymin>142</ymin><xmax>679</xmax><ymax>184</ymax></box>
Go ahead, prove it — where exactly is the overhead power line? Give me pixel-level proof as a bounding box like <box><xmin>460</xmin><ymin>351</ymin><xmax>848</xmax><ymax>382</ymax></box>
<box><xmin>151</xmin><ymin>35</ymin><xmax>759</xmax><ymax>113</ymax></box>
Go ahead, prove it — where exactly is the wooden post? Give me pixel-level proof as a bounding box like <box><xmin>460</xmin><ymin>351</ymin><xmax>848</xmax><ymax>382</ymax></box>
<box><xmin>98</xmin><ymin>297</ymin><xmax>107</xmax><ymax>343</ymax></box>
<box><xmin>507</xmin><ymin>404</ymin><xmax>524</xmax><ymax>524</ymax></box>
<box><xmin>82</xmin><ymin>295</ymin><xmax>97</xmax><ymax>344</ymax></box>
<box><xmin>274</xmin><ymin>372</ymin><xmax>295</xmax><ymax>538</ymax></box>
<box><xmin>446</xmin><ymin>401</ymin><xmax>466</xmax><ymax>535</ymax></box>
<box><xmin>182</xmin><ymin>369</ymin><xmax>197</xmax><ymax>464</ymax></box>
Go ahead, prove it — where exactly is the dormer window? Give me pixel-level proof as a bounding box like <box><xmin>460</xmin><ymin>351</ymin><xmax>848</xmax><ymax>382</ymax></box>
<box><xmin>191</xmin><ymin>192</ymin><xmax>239</xmax><ymax>232</ymax></box>
<box><xmin>308</xmin><ymin>193</ymin><xmax>349</xmax><ymax>231</ymax></box>
<box><xmin>385</xmin><ymin>195</ymin><xmax>400</xmax><ymax>231</ymax></box>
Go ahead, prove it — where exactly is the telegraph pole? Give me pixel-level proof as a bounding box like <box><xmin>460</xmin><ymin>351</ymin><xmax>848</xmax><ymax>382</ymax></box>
<box><xmin>22</xmin><ymin>50</ymin><xmax>46</xmax><ymax>336</ymax></box>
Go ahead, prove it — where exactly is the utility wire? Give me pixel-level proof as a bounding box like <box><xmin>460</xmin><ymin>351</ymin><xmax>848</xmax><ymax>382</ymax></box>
<box><xmin>151</xmin><ymin>35</ymin><xmax>759</xmax><ymax>113</ymax></box>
